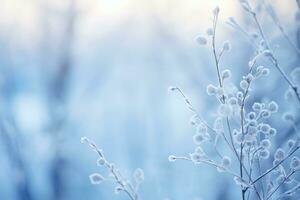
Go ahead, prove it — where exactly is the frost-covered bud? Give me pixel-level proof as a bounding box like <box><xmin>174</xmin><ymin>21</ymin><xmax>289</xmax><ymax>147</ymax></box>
<box><xmin>263</xmin><ymin>50</ymin><xmax>273</xmax><ymax>57</ymax></box>
<box><xmin>268</xmin><ymin>128</ymin><xmax>277</xmax><ymax>136</ymax></box>
<box><xmin>260</xmin><ymin>123</ymin><xmax>271</xmax><ymax>134</ymax></box>
<box><xmin>218</xmin><ymin>104</ymin><xmax>232</xmax><ymax>116</ymax></box>
<box><xmin>233</xmin><ymin>176</ymin><xmax>250</xmax><ymax>188</ymax></box>
<box><xmin>190</xmin><ymin>152</ymin><xmax>202</xmax><ymax>163</ymax></box>
<box><xmin>261</xmin><ymin>110</ymin><xmax>271</xmax><ymax>119</ymax></box>
<box><xmin>221</xmin><ymin>156</ymin><xmax>231</xmax><ymax>168</ymax></box>
<box><xmin>291</xmin><ymin>68</ymin><xmax>300</xmax><ymax>84</ymax></box>
<box><xmin>222</xmin><ymin>69</ymin><xmax>231</xmax><ymax>79</ymax></box>
<box><xmin>275</xmin><ymin>148</ymin><xmax>285</xmax><ymax>160</ymax></box>
<box><xmin>206</xmin><ymin>84</ymin><xmax>217</xmax><ymax>96</ymax></box>
<box><xmin>261</xmin><ymin>68</ymin><xmax>270</xmax><ymax>76</ymax></box>
<box><xmin>81</xmin><ymin>137</ymin><xmax>89</xmax><ymax>144</ymax></box>
<box><xmin>234</xmin><ymin>132</ymin><xmax>243</xmax><ymax>144</ymax></box>
<box><xmin>240</xmin><ymin>80</ymin><xmax>249</xmax><ymax>91</ymax></box>
<box><xmin>89</xmin><ymin>173</ymin><xmax>105</xmax><ymax>184</ymax></box>
<box><xmin>222</xmin><ymin>41</ymin><xmax>231</xmax><ymax>51</ymax></box>
<box><xmin>250</xmin><ymin>32</ymin><xmax>259</xmax><ymax>39</ymax></box>
<box><xmin>195</xmin><ymin>35</ymin><xmax>207</xmax><ymax>45</ymax></box>
<box><xmin>97</xmin><ymin>158</ymin><xmax>106</xmax><ymax>166</ymax></box>
<box><xmin>236</xmin><ymin>91</ymin><xmax>243</xmax><ymax>99</ymax></box>
<box><xmin>228</xmin><ymin>97</ymin><xmax>238</xmax><ymax>105</ymax></box>
<box><xmin>133</xmin><ymin>168</ymin><xmax>144</xmax><ymax>183</ymax></box>
<box><xmin>195</xmin><ymin>146</ymin><xmax>205</xmax><ymax>156</ymax></box>
<box><xmin>228</xmin><ymin>17</ymin><xmax>237</xmax><ymax>26</ymax></box>
<box><xmin>283</xmin><ymin>113</ymin><xmax>294</xmax><ymax>122</ymax></box>
<box><xmin>268</xmin><ymin>101</ymin><xmax>278</xmax><ymax>113</ymax></box>
<box><xmin>247</xmin><ymin>112</ymin><xmax>256</xmax><ymax>120</ymax></box>
<box><xmin>216</xmin><ymin>87</ymin><xmax>224</xmax><ymax>96</ymax></box>
<box><xmin>193</xmin><ymin>134</ymin><xmax>207</xmax><ymax>144</ymax></box>
<box><xmin>190</xmin><ymin>115</ymin><xmax>201</xmax><ymax>126</ymax></box>
<box><xmin>196</xmin><ymin>124</ymin><xmax>207</xmax><ymax>134</ymax></box>
<box><xmin>247</xmin><ymin>120</ymin><xmax>257</xmax><ymax>127</ymax></box>
<box><xmin>245</xmin><ymin>74</ymin><xmax>254</xmax><ymax>82</ymax></box>
<box><xmin>290</xmin><ymin>156</ymin><xmax>300</xmax><ymax>170</ymax></box>
<box><xmin>284</xmin><ymin>89</ymin><xmax>294</xmax><ymax>100</ymax></box>
<box><xmin>267</xmin><ymin>183</ymin><xmax>273</xmax><ymax>194</ymax></box>
<box><xmin>213</xmin><ymin>6</ymin><xmax>220</xmax><ymax>15</ymax></box>
<box><xmin>261</xmin><ymin>139</ymin><xmax>271</xmax><ymax>149</ymax></box>
<box><xmin>247</xmin><ymin>125</ymin><xmax>257</xmax><ymax>135</ymax></box>
<box><xmin>244</xmin><ymin>134</ymin><xmax>256</xmax><ymax>143</ymax></box>
<box><xmin>168</xmin><ymin>86</ymin><xmax>177</xmax><ymax>92</ymax></box>
<box><xmin>206</xmin><ymin>28</ymin><xmax>214</xmax><ymax>36</ymax></box>
<box><xmin>288</xmin><ymin>139</ymin><xmax>296</xmax><ymax>149</ymax></box>
<box><xmin>276</xmin><ymin>175</ymin><xmax>285</xmax><ymax>184</ymax></box>
<box><xmin>168</xmin><ymin>155</ymin><xmax>177</xmax><ymax>162</ymax></box>
<box><xmin>252</xmin><ymin>102</ymin><xmax>262</xmax><ymax>111</ymax></box>
<box><xmin>256</xmin><ymin>65</ymin><xmax>264</xmax><ymax>72</ymax></box>
<box><xmin>240</xmin><ymin>1</ymin><xmax>251</xmax><ymax>12</ymax></box>
<box><xmin>114</xmin><ymin>186</ymin><xmax>123</xmax><ymax>194</ymax></box>
<box><xmin>273</xmin><ymin>159</ymin><xmax>280</xmax><ymax>167</ymax></box>
<box><xmin>259</xmin><ymin>149</ymin><xmax>270</xmax><ymax>159</ymax></box>
<box><xmin>214</xmin><ymin>117</ymin><xmax>223</xmax><ymax>133</ymax></box>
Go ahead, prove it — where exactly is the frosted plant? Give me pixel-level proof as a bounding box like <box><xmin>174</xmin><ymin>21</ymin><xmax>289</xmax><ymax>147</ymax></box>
<box><xmin>81</xmin><ymin>137</ymin><xmax>143</xmax><ymax>200</ymax></box>
<box><xmin>263</xmin><ymin>1</ymin><xmax>300</xmax><ymax>57</ymax></box>
<box><xmin>169</xmin><ymin>6</ymin><xmax>300</xmax><ymax>200</ymax></box>
<box><xmin>238</xmin><ymin>0</ymin><xmax>300</xmax><ymax>103</ymax></box>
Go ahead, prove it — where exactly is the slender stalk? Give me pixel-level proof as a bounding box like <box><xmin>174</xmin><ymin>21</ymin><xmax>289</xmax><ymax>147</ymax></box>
<box><xmin>266</xmin><ymin>170</ymin><xmax>297</xmax><ymax>200</ymax></box>
<box><xmin>83</xmin><ymin>138</ymin><xmax>137</xmax><ymax>200</ymax></box>
<box><xmin>252</xmin><ymin>146</ymin><xmax>300</xmax><ymax>185</ymax></box>
<box><xmin>249</xmin><ymin>11</ymin><xmax>300</xmax><ymax>103</ymax></box>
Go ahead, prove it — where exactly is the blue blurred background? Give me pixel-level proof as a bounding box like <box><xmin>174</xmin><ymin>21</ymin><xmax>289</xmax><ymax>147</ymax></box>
<box><xmin>0</xmin><ymin>0</ymin><xmax>299</xmax><ymax>199</ymax></box>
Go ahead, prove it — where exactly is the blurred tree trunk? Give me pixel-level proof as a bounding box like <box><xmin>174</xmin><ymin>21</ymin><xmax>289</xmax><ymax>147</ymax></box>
<box><xmin>48</xmin><ymin>2</ymin><xmax>76</xmax><ymax>199</ymax></box>
<box><xmin>0</xmin><ymin>68</ymin><xmax>33</xmax><ymax>200</ymax></box>
<box><xmin>38</xmin><ymin>0</ymin><xmax>77</xmax><ymax>199</ymax></box>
